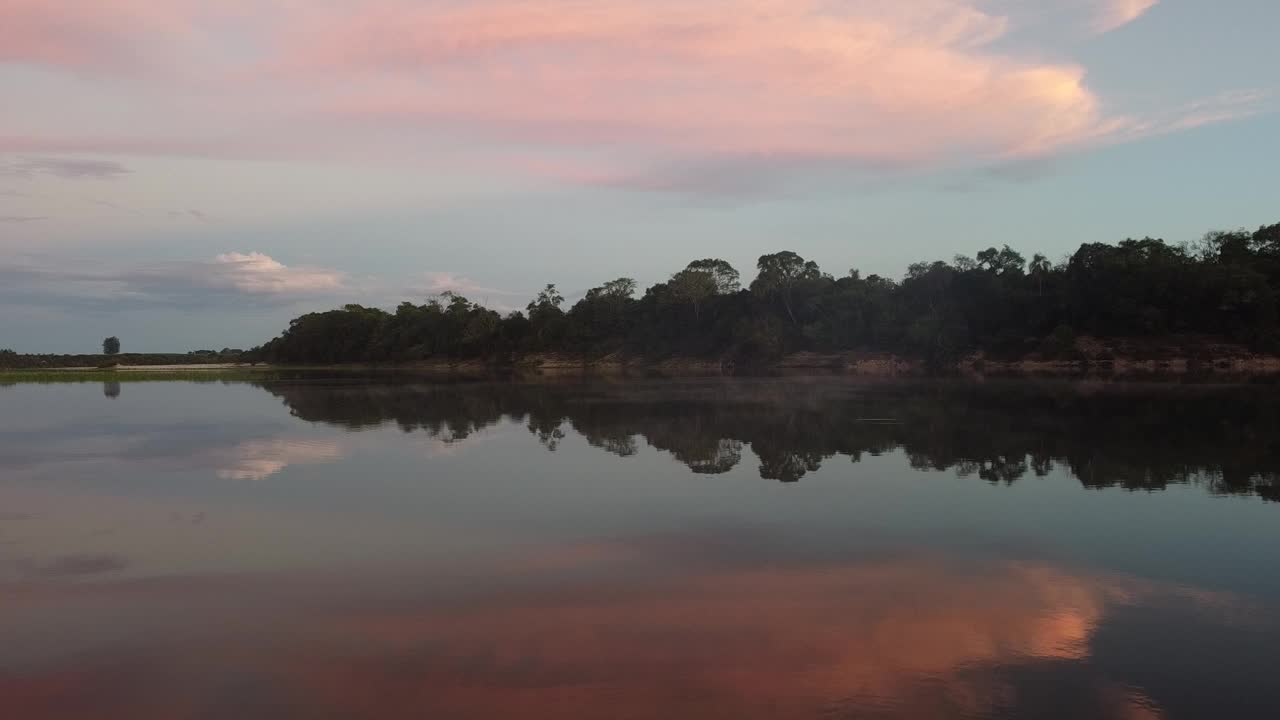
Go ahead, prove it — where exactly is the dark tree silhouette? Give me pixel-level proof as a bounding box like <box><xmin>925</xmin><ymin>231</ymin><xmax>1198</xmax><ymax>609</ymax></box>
<box><xmin>244</xmin><ymin>221</ymin><xmax>1280</xmax><ymax>367</ymax></box>
<box><xmin>102</xmin><ymin>337</ymin><xmax>121</xmax><ymax>355</ymax></box>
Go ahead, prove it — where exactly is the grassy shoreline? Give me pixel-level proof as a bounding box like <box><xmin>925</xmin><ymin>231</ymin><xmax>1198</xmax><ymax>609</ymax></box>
<box><xmin>0</xmin><ymin>366</ymin><xmax>279</xmax><ymax>384</ymax></box>
<box><xmin>6</xmin><ymin>346</ymin><xmax>1280</xmax><ymax>385</ymax></box>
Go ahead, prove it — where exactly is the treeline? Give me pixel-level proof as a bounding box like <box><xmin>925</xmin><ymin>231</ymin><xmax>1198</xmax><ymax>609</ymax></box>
<box><xmin>249</xmin><ymin>223</ymin><xmax>1280</xmax><ymax>365</ymax></box>
<box><xmin>0</xmin><ymin>349</ymin><xmax>244</xmax><ymax>369</ymax></box>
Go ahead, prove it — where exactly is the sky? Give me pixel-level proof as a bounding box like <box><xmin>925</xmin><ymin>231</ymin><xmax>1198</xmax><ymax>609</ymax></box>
<box><xmin>1</xmin><ymin>0</ymin><xmax>1277</xmax><ymax>352</ymax></box>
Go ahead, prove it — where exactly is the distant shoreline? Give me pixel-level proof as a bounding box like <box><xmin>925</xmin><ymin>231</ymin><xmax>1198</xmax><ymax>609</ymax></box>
<box><xmin>27</xmin><ymin>363</ymin><xmax>251</xmax><ymax>372</ymax></box>
<box><xmin>8</xmin><ymin>346</ymin><xmax>1280</xmax><ymax>383</ymax></box>
<box><xmin>0</xmin><ymin>365</ymin><xmax>275</xmax><ymax>383</ymax></box>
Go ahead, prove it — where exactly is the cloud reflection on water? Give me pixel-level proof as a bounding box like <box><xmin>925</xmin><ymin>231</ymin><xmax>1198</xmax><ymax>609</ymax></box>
<box><xmin>1</xmin><ymin>531</ymin><xmax>1269</xmax><ymax>719</ymax></box>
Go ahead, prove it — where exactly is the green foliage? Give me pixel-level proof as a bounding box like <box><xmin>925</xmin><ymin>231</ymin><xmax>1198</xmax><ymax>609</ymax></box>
<box><xmin>246</xmin><ymin>221</ymin><xmax>1280</xmax><ymax>365</ymax></box>
<box><xmin>103</xmin><ymin>336</ymin><xmax>121</xmax><ymax>355</ymax></box>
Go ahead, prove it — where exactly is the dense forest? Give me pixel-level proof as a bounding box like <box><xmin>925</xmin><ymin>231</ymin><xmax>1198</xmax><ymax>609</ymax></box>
<box><xmin>249</xmin><ymin>223</ymin><xmax>1280</xmax><ymax>367</ymax></box>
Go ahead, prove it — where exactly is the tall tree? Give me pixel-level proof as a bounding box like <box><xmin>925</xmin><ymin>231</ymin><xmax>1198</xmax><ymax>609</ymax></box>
<box><xmin>976</xmin><ymin>245</ymin><xmax>1026</xmax><ymax>275</ymax></box>
<box><xmin>684</xmin><ymin>259</ymin><xmax>741</xmax><ymax>295</ymax></box>
<box><xmin>1030</xmin><ymin>254</ymin><xmax>1051</xmax><ymax>297</ymax></box>
<box><xmin>102</xmin><ymin>336</ymin><xmax>121</xmax><ymax>355</ymax></box>
<box><xmin>750</xmin><ymin>252</ymin><xmax>821</xmax><ymax>324</ymax></box>
<box><xmin>528</xmin><ymin>284</ymin><xmax>564</xmax><ymax>314</ymax></box>
<box><xmin>587</xmin><ymin>278</ymin><xmax>638</xmax><ymax>301</ymax></box>
<box><xmin>527</xmin><ymin>284</ymin><xmax>566</xmax><ymax>348</ymax></box>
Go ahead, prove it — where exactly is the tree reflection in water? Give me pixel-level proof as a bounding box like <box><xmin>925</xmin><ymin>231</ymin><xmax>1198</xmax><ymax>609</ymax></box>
<box><xmin>258</xmin><ymin>378</ymin><xmax>1280</xmax><ymax>501</ymax></box>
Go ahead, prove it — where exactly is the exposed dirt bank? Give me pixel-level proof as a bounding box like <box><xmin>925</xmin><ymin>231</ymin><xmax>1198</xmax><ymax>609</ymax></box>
<box><xmin>312</xmin><ymin>340</ymin><xmax>1280</xmax><ymax>377</ymax></box>
<box><xmin>961</xmin><ymin>335</ymin><xmax>1280</xmax><ymax>376</ymax></box>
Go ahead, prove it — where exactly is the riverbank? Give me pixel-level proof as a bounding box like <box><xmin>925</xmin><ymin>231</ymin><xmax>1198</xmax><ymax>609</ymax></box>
<box><xmin>6</xmin><ymin>335</ymin><xmax>1279</xmax><ymax>382</ymax></box>
<box><xmin>407</xmin><ymin>339</ymin><xmax>1280</xmax><ymax>377</ymax></box>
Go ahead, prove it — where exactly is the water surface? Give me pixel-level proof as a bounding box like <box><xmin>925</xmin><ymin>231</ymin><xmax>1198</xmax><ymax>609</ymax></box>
<box><xmin>2</xmin><ymin>377</ymin><xmax>1278</xmax><ymax>719</ymax></box>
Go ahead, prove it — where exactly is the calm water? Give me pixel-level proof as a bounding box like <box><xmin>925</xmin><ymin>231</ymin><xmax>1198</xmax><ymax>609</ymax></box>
<box><xmin>2</xmin><ymin>377</ymin><xmax>1279</xmax><ymax>719</ymax></box>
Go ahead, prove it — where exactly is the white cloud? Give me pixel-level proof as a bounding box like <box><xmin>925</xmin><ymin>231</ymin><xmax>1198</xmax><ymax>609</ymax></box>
<box><xmin>215</xmin><ymin>438</ymin><xmax>345</xmax><ymax>481</ymax></box>
<box><xmin>208</xmin><ymin>252</ymin><xmax>345</xmax><ymax>296</ymax></box>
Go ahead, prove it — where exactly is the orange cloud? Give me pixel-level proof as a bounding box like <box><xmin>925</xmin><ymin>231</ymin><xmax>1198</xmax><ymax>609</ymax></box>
<box><xmin>5</xmin><ymin>538</ymin><xmax>1262</xmax><ymax>719</ymax></box>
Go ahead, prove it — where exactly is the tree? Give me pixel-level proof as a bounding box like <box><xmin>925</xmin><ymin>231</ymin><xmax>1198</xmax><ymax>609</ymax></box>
<box><xmin>668</xmin><ymin>259</ymin><xmax>739</xmax><ymax>322</ymax></box>
<box><xmin>684</xmin><ymin>259</ymin><xmax>741</xmax><ymax>295</ymax></box>
<box><xmin>527</xmin><ymin>284</ymin><xmax>566</xmax><ymax>348</ymax></box>
<box><xmin>1030</xmin><ymin>254</ymin><xmax>1052</xmax><ymax>297</ymax></box>
<box><xmin>527</xmin><ymin>284</ymin><xmax>564</xmax><ymax>314</ymax></box>
<box><xmin>1255</xmin><ymin>223</ymin><xmax>1280</xmax><ymax>256</ymax></box>
<box><xmin>976</xmin><ymin>245</ymin><xmax>1026</xmax><ymax>275</ymax></box>
<box><xmin>103</xmin><ymin>337</ymin><xmax>121</xmax><ymax>355</ymax></box>
<box><xmin>669</xmin><ymin>269</ymin><xmax>716</xmax><ymax>322</ymax></box>
<box><xmin>586</xmin><ymin>278</ymin><xmax>637</xmax><ymax>302</ymax></box>
<box><xmin>751</xmin><ymin>252</ymin><xmax>821</xmax><ymax>324</ymax></box>
<box><xmin>1201</xmin><ymin>230</ymin><xmax>1254</xmax><ymax>264</ymax></box>
<box><xmin>571</xmin><ymin>278</ymin><xmax>638</xmax><ymax>351</ymax></box>
<box><xmin>244</xmin><ymin>218</ymin><xmax>1280</xmax><ymax>366</ymax></box>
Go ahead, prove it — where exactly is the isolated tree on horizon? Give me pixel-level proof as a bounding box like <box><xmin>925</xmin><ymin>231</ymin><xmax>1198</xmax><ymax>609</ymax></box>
<box><xmin>102</xmin><ymin>336</ymin><xmax>121</xmax><ymax>355</ymax></box>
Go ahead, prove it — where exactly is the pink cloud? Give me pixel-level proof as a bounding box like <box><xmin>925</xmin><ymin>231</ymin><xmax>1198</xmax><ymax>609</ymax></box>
<box><xmin>418</xmin><ymin>272</ymin><xmax>515</xmax><ymax>298</ymax></box>
<box><xmin>286</xmin><ymin>0</ymin><xmax>1111</xmax><ymax>165</ymax></box>
<box><xmin>410</xmin><ymin>272</ymin><xmax>525</xmax><ymax>312</ymax></box>
<box><xmin>0</xmin><ymin>0</ymin><xmax>1253</xmax><ymax>192</ymax></box>
<box><xmin>0</xmin><ymin>0</ymin><xmax>195</xmax><ymax>69</ymax></box>
<box><xmin>1089</xmin><ymin>0</ymin><xmax>1160</xmax><ymax>34</ymax></box>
